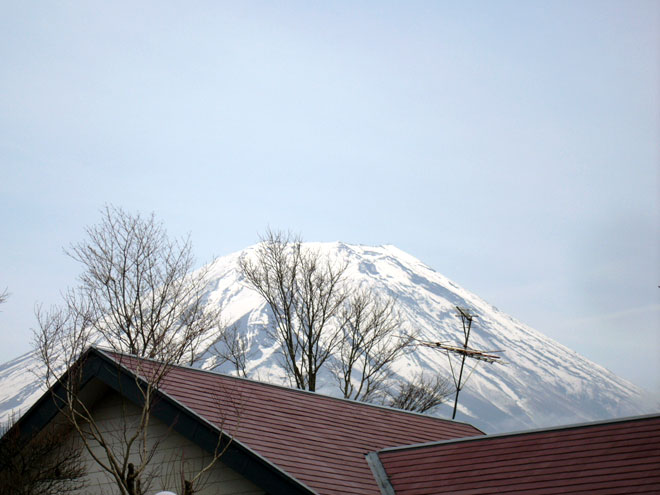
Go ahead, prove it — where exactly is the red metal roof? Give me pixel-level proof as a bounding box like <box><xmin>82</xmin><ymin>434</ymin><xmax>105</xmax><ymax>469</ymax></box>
<box><xmin>377</xmin><ymin>415</ymin><xmax>660</xmax><ymax>494</ymax></box>
<box><xmin>107</xmin><ymin>351</ymin><xmax>482</xmax><ymax>495</ymax></box>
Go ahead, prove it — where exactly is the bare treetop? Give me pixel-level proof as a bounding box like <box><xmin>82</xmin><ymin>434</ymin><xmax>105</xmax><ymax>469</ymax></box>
<box><xmin>32</xmin><ymin>206</ymin><xmax>227</xmax><ymax>495</ymax></box>
<box><xmin>239</xmin><ymin>229</ymin><xmax>348</xmax><ymax>391</ymax></box>
<box><xmin>44</xmin><ymin>205</ymin><xmax>221</xmax><ymax>366</ymax></box>
<box><xmin>238</xmin><ymin>229</ymin><xmax>418</xmax><ymax>404</ymax></box>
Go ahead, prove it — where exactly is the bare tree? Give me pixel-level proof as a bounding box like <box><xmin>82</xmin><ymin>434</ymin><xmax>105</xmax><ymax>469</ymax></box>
<box><xmin>238</xmin><ymin>230</ymin><xmax>347</xmax><ymax>391</ymax></box>
<box><xmin>333</xmin><ymin>290</ymin><xmax>413</xmax><ymax>402</ymax></box>
<box><xmin>386</xmin><ymin>372</ymin><xmax>452</xmax><ymax>413</ymax></box>
<box><xmin>32</xmin><ymin>206</ymin><xmax>225</xmax><ymax>495</ymax></box>
<box><xmin>60</xmin><ymin>206</ymin><xmax>219</xmax><ymax>364</ymax></box>
<box><xmin>0</xmin><ymin>288</ymin><xmax>8</xmax><ymax>306</ymax></box>
<box><xmin>212</xmin><ymin>324</ymin><xmax>251</xmax><ymax>378</ymax></box>
<box><xmin>239</xmin><ymin>229</ymin><xmax>419</xmax><ymax>402</ymax></box>
<box><xmin>0</xmin><ymin>413</ymin><xmax>85</xmax><ymax>495</ymax></box>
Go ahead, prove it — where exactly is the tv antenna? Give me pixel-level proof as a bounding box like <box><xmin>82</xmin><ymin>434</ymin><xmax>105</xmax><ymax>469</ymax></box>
<box><xmin>419</xmin><ymin>306</ymin><xmax>503</xmax><ymax>419</ymax></box>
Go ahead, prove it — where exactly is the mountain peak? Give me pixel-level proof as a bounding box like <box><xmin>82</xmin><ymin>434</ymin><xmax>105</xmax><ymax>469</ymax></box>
<box><xmin>0</xmin><ymin>243</ymin><xmax>653</xmax><ymax>432</ymax></box>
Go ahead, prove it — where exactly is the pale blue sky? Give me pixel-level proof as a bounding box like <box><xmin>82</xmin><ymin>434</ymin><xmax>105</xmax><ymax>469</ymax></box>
<box><xmin>1</xmin><ymin>1</ymin><xmax>658</xmax><ymax>394</ymax></box>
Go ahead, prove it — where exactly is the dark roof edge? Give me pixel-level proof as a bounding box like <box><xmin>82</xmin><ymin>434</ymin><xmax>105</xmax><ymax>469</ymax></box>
<box><xmin>365</xmin><ymin>452</ymin><xmax>396</xmax><ymax>495</ymax></box>
<box><xmin>93</xmin><ymin>347</ymin><xmax>319</xmax><ymax>495</ymax></box>
<box><xmin>377</xmin><ymin>412</ymin><xmax>660</xmax><ymax>454</ymax></box>
<box><xmin>96</xmin><ymin>345</ymin><xmax>480</xmax><ymax>430</ymax></box>
<box><xmin>1</xmin><ymin>346</ymin><xmax>100</xmax><ymax>440</ymax></box>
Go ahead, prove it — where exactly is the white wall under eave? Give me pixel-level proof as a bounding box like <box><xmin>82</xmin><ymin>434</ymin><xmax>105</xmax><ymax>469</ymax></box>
<box><xmin>63</xmin><ymin>389</ymin><xmax>265</xmax><ymax>495</ymax></box>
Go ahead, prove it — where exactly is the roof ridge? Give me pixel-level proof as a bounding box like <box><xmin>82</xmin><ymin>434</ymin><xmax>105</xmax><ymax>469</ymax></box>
<box><xmin>94</xmin><ymin>345</ymin><xmax>480</xmax><ymax>429</ymax></box>
<box><xmin>376</xmin><ymin>412</ymin><xmax>660</xmax><ymax>454</ymax></box>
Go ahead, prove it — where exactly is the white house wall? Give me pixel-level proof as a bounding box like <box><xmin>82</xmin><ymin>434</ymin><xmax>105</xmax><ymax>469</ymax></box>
<box><xmin>64</xmin><ymin>389</ymin><xmax>264</xmax><ymax>495</ymax></box>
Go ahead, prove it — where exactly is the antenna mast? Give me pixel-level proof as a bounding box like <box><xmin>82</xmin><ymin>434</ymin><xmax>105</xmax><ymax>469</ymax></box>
<box><xmin>419</xmin><ymin>306</ymin><xmax>502</xmax><ymax>419</ymax></box>
<box><xmin>452</xmin><ymin>307</ymin><xmax>476</xmax><ymax>419</ymax></box>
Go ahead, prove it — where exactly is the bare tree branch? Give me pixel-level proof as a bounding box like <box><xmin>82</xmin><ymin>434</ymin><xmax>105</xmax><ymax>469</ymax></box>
<box><xmin>239</xmin><ymin>229</ymin><xmax>422</xmax><ymax>403</ymax></box>
<box><xmin>31</xmin><ymin>206</ymin><xmax>226</xmax><ymax>495</ymax></box>
<box><xmin>386</xmin><ymin>371</ymin><xmax>452</xmax><ymax>413</ymax></box>
<box><xmin>62</xmin><ymin>206</ymin><xmax>220</xmax><ymax>365</ymax></box>
<box><xmin>211</xmin><ymin>324</ymin><xmax>251</xmax><ymax>377</ymax></box>
<box><xmin>0</xmin><ymin>413</ymin><xmax>85</xmax><ymax>495</ymax></box>
<box><xmin>172</xmin><ymin>388</ymin><xmax>242</xmax><ymax>495</ymax></box>
<box><xmin>333</xmin><ymin>290</ymin><xmax>414</xmax><ymax>402</ymax></box>
<box><xmin>239</xmin><ymin>229</ymin><xmax>347</xmax><ymax>391</ymax></box>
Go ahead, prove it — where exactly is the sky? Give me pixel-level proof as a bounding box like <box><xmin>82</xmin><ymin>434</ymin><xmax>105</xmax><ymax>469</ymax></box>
<box><xmin>1</xmin><ymin>1</ymin><xmax>658</xmax><ymax>395</ymax></box>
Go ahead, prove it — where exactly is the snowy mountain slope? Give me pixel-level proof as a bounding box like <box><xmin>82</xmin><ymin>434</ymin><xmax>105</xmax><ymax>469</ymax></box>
<box><xmin>0</xmin><ymin>242</ymin><xmax>654</xmax><ymax>433</ymax></box>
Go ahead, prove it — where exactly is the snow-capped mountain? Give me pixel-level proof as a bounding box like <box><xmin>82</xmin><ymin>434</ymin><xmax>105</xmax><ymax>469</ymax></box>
<box><xmin>0</xmin><ymin>243</ymin><xmax>654</xmax><ymax>433</ymax></box>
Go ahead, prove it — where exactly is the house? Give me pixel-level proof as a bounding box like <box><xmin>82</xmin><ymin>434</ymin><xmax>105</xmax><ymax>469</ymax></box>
<box><xmin>3</xmin><ymin>346</ymin><xmax>659</xmax><ymax>494</ymax></box>
<box><xmin>369</xmin><ymin>414</ymin><xmax>660</xmax><ymax>494</ymax></box>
